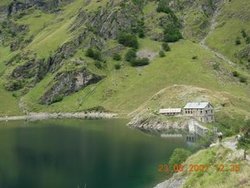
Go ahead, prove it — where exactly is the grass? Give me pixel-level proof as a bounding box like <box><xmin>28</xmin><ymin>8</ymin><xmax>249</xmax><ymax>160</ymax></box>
<box><xmin>16</xmin><ymin>10</ymin><xmax>56</xmax><ymax>38</ymax></box>
<box><xmin>20</xmin><ymin>39</ymin><xmax>250</xmax><ymax>115</ymax></box>
<box><xmin>0</xmin><ymin>85</ymin><xmax>22</xmax><ymax>116</ymax></box>
<box><xmin>206</xmin><ymin>0</ymin><xmax>250</xmax><ymax>63</ymax></box>
<box><xmin>182</xmin><ymin>146</ymin><xmax>250</xmax><ymax>188</ymax></box>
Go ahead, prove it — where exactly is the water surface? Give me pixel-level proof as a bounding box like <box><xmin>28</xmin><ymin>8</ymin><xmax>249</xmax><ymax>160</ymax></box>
<box><xmin>0</xmin><ymin>119</ymin><xmax>188</xmax><ymax>188</ymax></box>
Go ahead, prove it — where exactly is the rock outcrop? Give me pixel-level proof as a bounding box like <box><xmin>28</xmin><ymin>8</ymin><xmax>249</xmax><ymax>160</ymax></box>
<box><xmin>8</xmin><ymin>0</ymin><xmax>73</xmax><ymax>15</ymax></box>
<box><xmin>73</xmin><ymin>1</ymin><xmax>143</xmax><ymax>40</ymax></box>
<box><xmin>40</xmin><ymin>68</ymin><xmax>103</xmax><ymax>105</ymax></box>
<box><xmin>128</xmin><ymin>114</ymin><xmax>189</xmax><ymax>133</ymax></box>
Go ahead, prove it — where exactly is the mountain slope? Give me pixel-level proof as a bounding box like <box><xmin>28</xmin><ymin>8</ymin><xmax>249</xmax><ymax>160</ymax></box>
<box><xmin>0</xmin><ymin>0</ymin><xmax>249</xmax><ymax>120</ymax></box>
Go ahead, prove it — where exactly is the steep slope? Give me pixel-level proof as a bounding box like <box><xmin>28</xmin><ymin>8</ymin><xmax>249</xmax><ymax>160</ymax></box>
<box><xmin>0</xmin><ymin>0</ymin><xmax>249</xmax><ymax>120</ymax></box>
<box><xmin>155</xmin><ymin>138</ymin><xmax>250</xmax><ymax>188</ymax></box>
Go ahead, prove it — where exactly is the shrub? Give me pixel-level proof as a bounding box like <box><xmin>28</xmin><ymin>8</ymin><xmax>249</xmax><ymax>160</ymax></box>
<box><xmin>232</xmin><ymin>71</ymin><xmax>239</xmax><ymax>77</ymax></box>
<box><xmin>162</xmin><ymin>42</ymin><xmax>170</xmax><ymax>51</ymax></box>
<box><xmin>113</xmin><ymin>53</ymin><xmax>121</xmax><ymax>61</ymax></box>
<box><xmin>86</xmin><ymin>48</ymin><xmax>102</xmax><ymax>61</ymax></box>
<box><xmin>246</xmin><ymin>36</ymin><xmax>250</xmax><ymax>44</ymax></box>
<box><xmin>53</xmin><ymin>95</ymin><xmax>64</xmax><ymax>103</ymax></box>
<box><xmin>114</xmin><ymin>63</ymin><xmax>121</xmax><ymax>70</ymax></box>
<box><xmin>163</xmin><ymin>26</ymin><xmax>183</xmax><ymax>42</ymax></box>
<box><xmin>169</xmin><ymin>148</ymin><xmax>191</xmax><ymax>172</ymax></box>
<box><xmin>239</xmin><ymin>76</ymin><xmax>247</xmax><ymax>83</ymax></box>
<box><xmin>159</xmin><ymin>50</ymin><xmax>165</xmax><ymax>57</ymax></box>
<box><xmin>125</xmin><ymin>49</ymin><xmax>137</xmax><ymax>62</ymax></box>
<box><xmin>213</xmin><ymin>62</ymin><xmax>220</xmax><ymax>70</ymax></box>
<box><xmin>157</xmin><ymin>0</ymin><xmax>173</xmax><ymax>14</ymax></box>
<box><xmin>138</xmin><ymin>29</ymin><xmax>145</xmax><ymax>38</ymax></box>
<box><xmin>235</xmin><ymin>37</ymin><xmax>241</xmax><ymax>45</ymax></box>
<box><xmin>192</xmin><ymin>56</ymin><xmax>198</xmax><ymax>60</ymax></box>
<box><xmin>118</xmin><ymin>32</ymin><xmax>138</xmax><ymax>49</ymax></box>
<box><xmin>130</xmin><ymin>58</ymin><xmax>150</xmax><ymax>67</ymax></box>
<box><xmin>94</xmin><ymin>61</ymin><xmax>102</xmax><ymax>69</ymax></box>
<box><xmin>241</xmin><ymin>29</ymin><xmax>247</xmax><ymax>38</ymax></box>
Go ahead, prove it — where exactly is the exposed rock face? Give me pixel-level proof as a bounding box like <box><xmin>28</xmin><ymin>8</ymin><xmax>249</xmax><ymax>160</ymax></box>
<box><xmin>5</xmin><ymin>58</ymin><xmax>48</xmax><ymax>91</ymax></box>
<box><xmin>73</xmin><ymin>1</ymin><xmax>143</xmax><ymax>40</ymax></box>
<box><xmin>128</xmin><ymin>114</ymin><xmax>189</xmax><ymax>133</ymax></box>
<box><xmin>8</xmin><ymin>0</ymin><xmax>73</xmax><ymax>15</ymax></box>
<box><xmin>168</xmin><ymin>0</ymin><xmax>224</xmax><ymax>41</ymax></box>
<box><xmin>40</xmin><ymin>68</ymin><xmax>103</xmax><ymax>105</ymax></box>
<box><xmin>154</xmin><ymin>174</ymin><xmax>186</xmax><ymax>188</ymax></box>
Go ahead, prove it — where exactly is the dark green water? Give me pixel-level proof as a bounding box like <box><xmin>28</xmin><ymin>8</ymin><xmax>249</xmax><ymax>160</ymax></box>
<box><xmin>0</xmin><ymin>119</ymin><xmax>188</xmax><ymax>188</ymax></box>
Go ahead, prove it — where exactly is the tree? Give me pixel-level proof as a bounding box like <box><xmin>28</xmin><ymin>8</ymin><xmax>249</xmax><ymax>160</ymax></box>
<box><xmin>118</xmin><ymin>32</ymin><xmax>139</xmax><ymax>49</ymax></box>
<box><xmin>125</xmin><ymin>49</ymin><xmax>137</xmax><ymax>62</ymax></box>
<box><xmin>163</xmin><ymin>26</ymin><xmax>183</xmax><ymax>42</ymax></box>
<box><xmin>86</xmin><ymin>48</ymin><xmax>102</xmax><ymax>61</ymax></box>
<box><xmin>157</xmin><ymin>0</ymin><xmax>173</xmax><ymax>14</ymax></box>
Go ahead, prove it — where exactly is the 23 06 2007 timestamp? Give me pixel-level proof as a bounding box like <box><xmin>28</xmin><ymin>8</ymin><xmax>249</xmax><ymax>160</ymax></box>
<box><xmin>158</xmin><ymin>164</ymin><xmax>240</xmax><ymax>173</ymax></box>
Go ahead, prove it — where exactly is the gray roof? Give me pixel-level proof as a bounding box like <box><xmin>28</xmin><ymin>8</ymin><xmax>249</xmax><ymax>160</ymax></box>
<box><xmin>184</xmin><ymin>102</ymin><xmax>210</xmax><ymax>109</ymax></box>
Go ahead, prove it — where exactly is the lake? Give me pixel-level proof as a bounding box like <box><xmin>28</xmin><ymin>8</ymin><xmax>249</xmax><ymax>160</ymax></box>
<box><xmin>0</xmin><ymin>119</ymin><xmax>189</xmax><ymax>188</ymax></box>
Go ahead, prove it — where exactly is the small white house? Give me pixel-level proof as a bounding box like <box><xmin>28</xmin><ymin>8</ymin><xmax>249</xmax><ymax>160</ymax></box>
<box><xmin>183</xmin><ymin>102</ymin><xmax>214</xmax><ymax>123</ymax></box>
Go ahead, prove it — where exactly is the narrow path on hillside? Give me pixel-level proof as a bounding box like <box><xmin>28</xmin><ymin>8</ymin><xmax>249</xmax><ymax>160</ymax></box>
<box><xmin>221</xmin><ymin>137</ymin><xmax>250</xmax><ymax>164</ymax></box>
<box><xmin>200</xmin><ymin>2</ymin><xmax>234</xmax><ymax>66</ymax></box>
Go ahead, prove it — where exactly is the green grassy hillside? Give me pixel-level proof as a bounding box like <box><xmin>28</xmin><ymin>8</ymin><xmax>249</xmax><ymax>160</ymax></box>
<box><xmin>205</xmin><ymin>0</ymin><xmax>250</xmax><ymax>66</ymax></box>
<box><xmin>0</xmin><ymin>0</ymin><xmax>249</xmax><ymax>123</ymax></box>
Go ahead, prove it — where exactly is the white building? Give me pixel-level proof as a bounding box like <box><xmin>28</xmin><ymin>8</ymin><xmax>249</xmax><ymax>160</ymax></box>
<box><xmin>183</xmin><ymin>102</ymin><xmax>214</xmax><ymax>123</ymax></box>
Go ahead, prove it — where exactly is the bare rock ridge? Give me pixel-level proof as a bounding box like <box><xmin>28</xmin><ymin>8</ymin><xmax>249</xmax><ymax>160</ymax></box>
<box><xmin>8</xmin><ymin>0</ymin><xmax>73</xmax><ymax>15</ymax></box>
<box><xmin>40</xmin><ymin>68</ymin><xmax>104</xmax><ymax>105</ymax></box>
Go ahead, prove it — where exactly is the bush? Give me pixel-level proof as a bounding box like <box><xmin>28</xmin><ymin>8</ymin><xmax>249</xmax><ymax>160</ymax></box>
<box><xmin>246</xmin><ymin>36</ymin><xmax>250</xmax><ymax>44</ymax></box>
<box><xmin>157</xmin><ymin>0</ymin><xmax>173</xmax><ymax>14</ymax></box>
<box><xmin>235</xmin><ymin>37</ymin><xmax>241</xmax><ymax>45</ymax></box>
<box><xmin>114</xmin><ymin>63</ymin><xmax>121</xmax><ymax>70</ymax></box>
<box><xmin>192</xmin><ymin>56</ymin><xmax>198</xmax><ymax>60</ymax></box>
<box><xmin>113</xmin><ymin>53</ymin><xmax>121</xmax><ymax>61</ymax></box>
<box><xmin>159</xmin><ymin>50</ymin><xmax>165</xmax><ymax>57</ymax></box>
<box><xmin>169</xmin><ymin>148</ymin><xmax>191</xmax><ymax>172</ymax></box>
<box><xmin>125</xmin><ymin>49</ymin><xmax>137</xmax><ymax>62</ymax></box>
<box><xmin>239</xmin><ymin>76</ymin><xmax>247</xmax><ymax>83</ymax></box>
<box><xmin>118</xmin><ymin>32</ymin><xmax>138</xmax><ymax>49</ymax></box>
<box><xmin>138</xmin><ymin>29</ymin><xmax>145</xmax><ymax>38</ymax></box>
<box><xmin>232</xmin><ymin>71</ymin><xmax>239</xmax><ymax>77</ymax></box>
<box><xmin>163</xmin><ymin>26</ymin><xmax>183</xmax><ymax>42</ymax></box>
<box><xmin>130</xmin><ymin>58</ymin><xmax>150</xmax><ymax>67</ymax></box>
<box><xmin>94</xmin><ymin>61</ymin><xmax>102</xmax><ymax>69</ymax></box>
<box><xmin>53</xmin><ymin>95</ymin><xmax>64</xmax><ymax>103</ymax></box>
<box><xmin>241</xmin><ymin>29</ymin><xmax>247</xmax><ymax>38</ymax></box>
<box><xmin>213</xmin><ymin>62</ymin><xmax>220</xmax><ymax>70</ymax></box>
<box><xmin>162</xmin><ymin>42</ymin><xmax>170</xmax><ymax>51</ymax></box>
<box><xmin>86</xmin><ymin>48</ymin><xmax>102</xmax><ymax>61</ymax></box>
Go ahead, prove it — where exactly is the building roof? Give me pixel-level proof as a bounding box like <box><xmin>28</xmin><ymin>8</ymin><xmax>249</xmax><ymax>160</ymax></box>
<box><xmin>159</xmin><ymin>108</ymin><xmax>182</xmax><ymax>114</ymax></box>
<box><xmin>184</xmin><ymin>102</ymin><xmax>210</xmax><ymax>109</ymax></box>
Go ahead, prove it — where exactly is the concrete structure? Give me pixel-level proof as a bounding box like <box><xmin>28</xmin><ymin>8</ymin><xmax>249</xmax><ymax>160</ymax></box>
<box><xmin>159</xmin><ymin>108</ymin><xmax>182</xmax><ymax>116</ymax></box>
<box><xmin>188</xmin><ymin>119</ymin><xmax>208</xmax><ymax>136</ymax></box>
<box><xmin>183</xmin><ymin>102</ymin><xmax>214</xmax><ymax>123</ymax></box>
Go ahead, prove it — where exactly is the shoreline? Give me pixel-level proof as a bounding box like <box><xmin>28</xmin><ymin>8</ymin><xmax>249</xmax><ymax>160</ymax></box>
<box><xmin>0</xmin><ymin>112</ymin><xmax>118</xmax><ymax>122</ymax></box>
